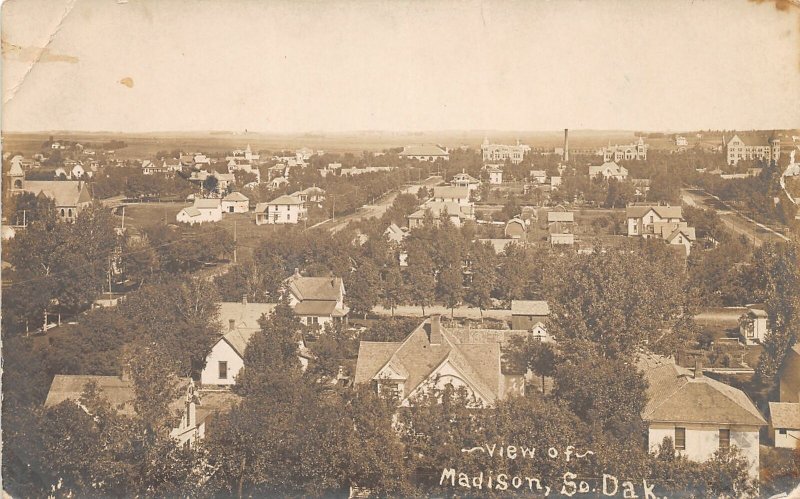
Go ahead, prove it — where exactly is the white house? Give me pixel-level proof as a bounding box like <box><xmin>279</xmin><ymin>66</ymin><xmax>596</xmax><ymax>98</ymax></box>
<box><xmin>432</xmin><ymin>186</ymin><xmax>471</xmax><ymax>206</ymax></box>
<box><xmin>221</xmin><ymin>191</ymin><xmax>249</xmax><ymax>213</ymax></box>
<box><xmin>589</xmin><ymin>161</ymin><xmax>629</xmax><ymax>181</ymax></box>
<box><xmin>284</xmin><ymin>270</ymin><xmax>349</xmax><ymax>328</ymax></box>
<box><xmin>399</xmin><ymin>145</ymin><xmax>449</xmax><ymax>162</ymax></box>
<box><xmin>200</xmin><ymin>301</ymin><xmax>278</xmax><ymax>386</ymax></box>
<box><xmin>638</xmin><ymin>354</ymin><xmax>766</xmax><ymax>479</ymax></box>
<box><xmin>530</xmin><ymin>170</ymin><xmax>547</xmax><ymax>184</ymax></box>
<box><xmin>626</xmin><ymin>205</ymin><xmax>696</xmax><ymax>255</ymax></box>
<box><xmin>257</xmin><ymin>195</ymin><xmax>306</xmax><ymax>224</ymax></box>
<box><xmin>486</xmin><ymin>166</ymin><xmax>503</xmax><ymax>185</ymax></box>
<box><xmin>451</xmin><ymin>171</ymin><xmax>481</xmax><ymax>191</ymax></box>
<box><xmin>738</xmin><ymin>307</ymin><xmax>768</xmax><ymax>345</ymax></box>
<box><xmin>177</xmin><ymin>198</ymin><xmax>223</xmax><ymax>225</ymax></box>
<box><xmin>769</xmin><ymin>402</ymin><xmax>800</xmax><ymax>449</ymax></box>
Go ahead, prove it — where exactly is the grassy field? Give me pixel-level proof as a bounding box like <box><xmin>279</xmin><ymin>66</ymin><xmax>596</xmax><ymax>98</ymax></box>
<box><xmin>120</xmin><ymin>203</ymin><xmax>293</xmax><ymax>262</ymax></box>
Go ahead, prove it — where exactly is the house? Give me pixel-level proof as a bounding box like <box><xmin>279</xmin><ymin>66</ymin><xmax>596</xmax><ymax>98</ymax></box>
<box><xmin>589</xmin><ymin>161</ymin><xmax>629</xmax><ymax>181</ymax></box>
<box><xmin>770</xmin><ymin>344</ymin><xmax>800</xmax><ymax>449</ymax></box>
<box><xmin>44</xmin><ymin>373</ymin><xmax>207</xmax><ymax>448</ymax></box>
<box><xmin>510</xmin><ymin>300</ymin><xmax>550</xmax><ymax>338</ymax></box>
<box><xmin>407</xmin><ymin>202</ymin><xmax>473</xmax><ymax>229</ymax></box>
<box><xmin>451</xmin><ymin>171</ymin><xmax>480</xmax><ymax>191</ymax></box>
<box><xmin>200</xmin><ymin>300</ymin><xmax>278</xmax><ymax>386</ymax></box>
<box><xmin>215</xmin><ymin>173</ymin><xmax>236</xmax><ymax>193</ymax></box>
<box><xmin>297</xmin><ymin>186</ymin><xmax>325</xmax><ymax>205</ymax></box>
<box><xmin>738</xmin><ymin>307</ymin><xmax>768</xmax><ymax>345</ymax></box>
<box><xmin>550</xmin><ymin>176</ymin><xmax>562</xmax><ymax>188</ymax></box>
<box><xmin>675</xmin><ymin>136</ymin><xmax>688</xmax><ymax>147</ymax></box>
<box><xmin>270</xmin><ymin>176</ymin><xmax>289</xmax><ymax>189</ymax></box>
<box><xmin>141</xmin><ymin>160</ymin><xmax>166</xmax><ymax>175</ymax></box>
<box><xmin>284</xmin><ymin>270</ymin><xmax>349</xmax><ymax>327</ymax></box>
<box><xmin>530</xmin><ymin>170</ymin><xmax>547</xmax><ymax>184</ymax></box>
<box><xmin>259</xmin><ymin>195</ymin><xmax>306</xmax><ymax>224</ymax></box>
<box><xmin>384</xmin><ymin>223</ymin><xmax>408</xmax><ymax>244</ymax></box>
<box><xmin>626</xmin><ymin>204</ymin><xmax>696</xmax><ymax>255</ymax></box>
<box><xmin>177</xmin><ymin>198</ymin><xmax>223</xmax><ymax>225</ymax></box>
<box><xmin>221</xmin><ymin>191</ymin><xmax>249</xmax><ymax>213</ymax></box>
<box><xmin>398</xmin><ymin>145</ymin><xmax>449</xmax><ymax>162</ymax></box>
<box><xmin>295</xmin><ymin>147</ymin><xmax>314</xmax><ymax>161</ymax></box>
<box><xmin>481</xmin><ymin>139</ymin><xmax>530</xmax><ymax>164</ymax></box>
<box><xmin>725</xmin><ymin>133</ymin><xmax>780</xmax><ymax>166</ymax></box>
<box><xmin>504</xmin><ymin>217</ymin><xmax>527</xmax><ymax>239</ymax></box>
<box><xmin>486</xmin><ymin>165</ymin><xmax>503</xmax><ymax>185</ymax></box>
<box><xmin>638</xmin><ymin>354</ymin><xmax>766</xmax><ymax>479</ymax></box>
<box><xmin>19</xmin><ymin>180</ymin><xmax>92</xmax><ymax>222</ymax></box>
<box><xmin>354</xmin><ymin>315</ymin><xmax>525</xmax><ymax>407</ymax></box>
<box><xmin>432</xmin><ymin>186</ymin><xmax>471</xmax><ymax>206</ymax></box>
<box><xmin>768</xmin><ymin>402</ymin><xmax>800</xmax><ymax>449</ymax></box>
<box><xmin>601</xmin><ymin>137</ymin><xmax>648</xmax><ymax>161</ymax></box>
<box><xmin>626</xmin><ymin>205</ymin><xmax>684</xmax><ymax>237</ymax></box>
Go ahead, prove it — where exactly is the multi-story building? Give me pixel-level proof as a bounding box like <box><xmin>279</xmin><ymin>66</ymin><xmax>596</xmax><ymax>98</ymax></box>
<box><xmin>255</xmin><ymin>195</ymin><xmax>306</xmax><ymax>224</ymax></box>
<box><xmin>481</xmin><ymin>139</ymin><xmax>531</xmax><ymax>164</ymax></box>
<box><xmin>725</xmin><ymin>134</ymin><xmax>780</xmax><ymax>166</ymax></box>
<box><xmin>601</xmin><ymin>137</ymin><xmax>648</xmax><ymax>161</ymax></box>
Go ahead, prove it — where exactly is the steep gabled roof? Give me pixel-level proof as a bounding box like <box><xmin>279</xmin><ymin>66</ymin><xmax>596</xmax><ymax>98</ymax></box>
<box><xmin>216</xmin><ymin>302</ymin><xmax>278</xmax><ymax>356</ymax></box>
<box><xmin>223</xmin><ymin>191</ymin><xmax>249</xmax><ymax>202</ymax></box>
<box><xmin>638</xmin><ymin>354</ymin><xmax>766</xmax><ymax>426</ymax></box>
<box><xmin>195</xmin><ymin>198</ymin><xmax>221</xmax><ymax>210</ymax></box>
<box><xmin>433</xmin><ymin>186</ymin><xmax>469</xmax><ymax>199</ymax></box>
<box><xmin>285</xmin><ymin>274</ymin><xmax>344</xmax><ymax>302</ymax></box>
<box><xmin>626</xmin><ymin>205</ymin><xmax>683</xmax><ymax>220</ymax></box>
<box><xmin>267</xmin><ymin>195</ymin><xmax>303</xmax><ymax>205</ymax></box>
<box><xmin>22</xmin><ymin>180</ymin><xmax>92</xmax><ymax>207</ymax></box>
<box><xmin>769</xmin><ymin>402</ymin><xmax>800</xmax><ymax>429</ymax></box>
<box><xmin>511</xmin><ymin>300</ymin><xmax>550</xmax><ymax>316</ymax></box>
<box><xmin>547</xmin><ymin>211</ymin><xmax>574</xmax><ymax>223</ymax></box>
<box><xmin>400</xmin><ymin>145</ymin><xmax>448</xmax><ymax>157</ymax></box>
<box><xmin>354</xmin><ymin>318</ymin><xmax>510</xmax><ymax>405</ymax></box>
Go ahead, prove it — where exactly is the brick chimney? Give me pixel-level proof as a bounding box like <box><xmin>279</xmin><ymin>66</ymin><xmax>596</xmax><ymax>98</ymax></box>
<box><xmin>242</xmin><ymin>294</ymin><xmax>247</xmax><ymax>306</ymax></box>
<box><xmin>429</xmin><ymin>315</ymin><xmax>443</xmax><ymax>345</ymax></box>
<box><xmin>694</xmin><ymin>359</ymin><xmax>703</xmax><ymax>379</ymax></box>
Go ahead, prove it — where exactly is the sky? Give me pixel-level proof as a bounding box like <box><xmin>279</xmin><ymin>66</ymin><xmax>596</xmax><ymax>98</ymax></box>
<box><xmin>2</xmin><ymin>0</ymin><xmax>799</xmax><ymax>133</ymax></box>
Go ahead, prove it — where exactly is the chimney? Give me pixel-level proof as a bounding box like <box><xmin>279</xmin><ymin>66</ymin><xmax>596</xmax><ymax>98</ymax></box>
<box><xmin>229</xmin><ymin>319</ymin><xmax>236</xmax><ymax>331</ymax></box>
<box><xmin>694</xmin><ymin>359</ymin><xmax>703</xmax><ymax>379</ymax></box>
<box><xmin>242</xmin><ymin>294</ymin><xmax>247</xmax><ymax>306</ymax></box>
<box><xmin>564</xmin><ymin>129</ymin><xmax>569</xmax><ymax>162</ymax></box>
<box><xmin>120</xmin><ymin>366</ymin><xmax>130</xmax><ymax>382</ymax></box>
<box><xmin>294</xmin><ymin>268</ymin><xmax>300</xmax><ymax>277</ymax></box>
<box><xmin>429</xmin><ymin>315</ymin><xmax>443</xmax><ymax>345</ymax></box>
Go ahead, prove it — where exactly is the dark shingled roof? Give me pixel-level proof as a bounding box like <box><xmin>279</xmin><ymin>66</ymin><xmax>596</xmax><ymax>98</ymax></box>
<box><xmin>769</xmin><ymin>402</ymin><xmax>800</xmax><ymax>429</ymax></box>
<box><xmin>354</xmin><ymin>318</ymin><xmax>515</xmax><ymax>405</ymax></box>
<box><xmin>638</xmin><ymin>354</ymin><xmax>766</xmax><ymax>427</ymax></box>
<box><xmin>286</xmin><ymin>275</ymin><xmax>344</xmax><ymax>302</ymax></box>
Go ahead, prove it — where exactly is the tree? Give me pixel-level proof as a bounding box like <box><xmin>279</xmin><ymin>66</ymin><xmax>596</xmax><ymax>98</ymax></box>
<box><xmin>505</xmin><ymin>336</ymin><xmax>556</xmax><ymax>393</ymax></box>
<box><xmin>437</xmin><ymin>265</ymin><xmax>464</xmax><ymax>318</ymax></box>
<box><xmin>465</xmin><ymin>241</ymin><xmax>497</xmax><ymax>317</ymax></box>
<box><xmin>203</xmin><ymin>174</ymin><xmax>219</xmax><ymax>194</ymax></box>
<box><xmin>381</xmin><ymin>264</ymin><xmax>406</xmax><ymax>316</ymax></box>
<box><xmin>404</xmin><ymin>255</ymin><xmax>436</xmax><ymax>315</ymax></box>
<box><xmin>346</xmin><ymin>259</ymin><xmax>381</xmax><ymax>319</ymax></box>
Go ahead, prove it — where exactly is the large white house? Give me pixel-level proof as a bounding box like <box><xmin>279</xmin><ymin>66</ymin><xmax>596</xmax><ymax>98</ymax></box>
<box><xmin>399</xmin><ymin>145</ymin><xmax>449</xmax><ymax>162</ymax></box>
<box><xmin>200</xmin><ymin>301</ymin><xmax>278</xmax><ymax>386</ymax></box>
<box><xmin>725</xmin><ymin>134</ymin><xmax>780</xmax><ymax>166</ymax></box>
<box><xmin>626</xmin><ymin>204</ymin><xmax>696</xmax><ymax>255</ymax></box>
<box><xmin>256</xmin><ymin>195</ymin><xmax>306</xmax><ymax>224</ymax></box>
<box><xmin>283</xmin><ymin>270</ymin><xmax>349</xmax><ymax>327</ymax></box>
<box><xmin>589</xmin><ymin>161</ymin><xmax>628</xmax><ymax>181</ymax></box>
<box><xmin>432</xmin><ymin>186</ymin><xmax>471</xmax><ymax>206</ymax></box>
<box><xmin>769</xmin><ymin>344</ymin><xmax>800</xmax><ymax>449</ymax></box>
<box><xmin>638</xmin><ymin>354</ymin><xmax>766</xmax><ymax>479</ymax></box>
<box><xmin>177</xmin><ymin>198</ymin><xmax>223</xmax><ymax>225</ymax></box>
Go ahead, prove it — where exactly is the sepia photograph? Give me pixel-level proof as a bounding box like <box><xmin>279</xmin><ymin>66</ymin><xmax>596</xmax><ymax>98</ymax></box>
<box><xmin>1</xmin><ymin>0</ymin><xmax>799</xmax><ymax>496</ymax></box>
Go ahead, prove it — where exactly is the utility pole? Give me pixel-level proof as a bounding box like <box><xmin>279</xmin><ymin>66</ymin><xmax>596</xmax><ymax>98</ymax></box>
<box><xmin>233</xmin><ymin>221</ymin><xmax>237</xmax><ymax>264</ymax></box>
<box><xmin>331</xmin><ymin>195</ymin><xmax>336</xmax><ymax>222</ymax></box>
<box><xmin>121</xmin><ymin>206</ymin><xmax>125</xmax><ymax>230</ymax></box>
<box><xmin>108</xmin><ymin>255</ymin><xmax>112</xmax><ymax>293</ymax></box>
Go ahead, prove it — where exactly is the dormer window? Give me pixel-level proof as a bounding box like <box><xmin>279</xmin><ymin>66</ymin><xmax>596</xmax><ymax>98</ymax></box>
<box><xmin>378</xmin><ymin>380</ymin><xmax>404</xmax><ymax>402</ymax></box>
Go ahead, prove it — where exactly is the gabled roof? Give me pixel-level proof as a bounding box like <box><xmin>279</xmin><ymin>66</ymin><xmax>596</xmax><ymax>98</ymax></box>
<box><xmin>217</xmin><ymin>302</ymin><xmax>278</xmax><ymax>356</ymax></box>
<box><xmin>625</xmin><ymin>205</ymin><xmax>683</xmax><ymax>220</ymax></box>
<box><xmin>195</xmin><ymin>198</ymin><xmax>221</xmax><ymax>210</ymax></box>
<box><xmin>452</xmin><ymin>172</ymin><xmax>479</xmax><ymax>183</ymax></box>
<box><xmin>181</xmin><ymin>207</ymin><xmax>202</xmax><ymax>217</ymax></box>
<box><xmin>267</xmin><ymin>195</ymin><xmax>302</xmax><ymax>205</ymax></box>
<box><xmin>294</xmin><ymin>300</ymin><xmax>340</xmax><ymax>316</ymax></box>
<box><xmin>44</xmin><ymin>374</ymin><xmax>191</xmax><ymax>416</ymax></box>
<box><xmin>728</xmin><ymin>133</ymin><xmax>775</xmax><ymax>147</ymax></box>
<box><xmin>638</xmin><ymin>354</ymin><xmax>766</xmax><ymax>426</ymax></box>
<box><xmin>8</xmin><ymin>162</ymin><xmax>24</xmax><ymax>176</ymax></box>
<box><xmin>547</xmin><ymin>211</ymin><xmax>574</xmax><ymax>223</ymax></box>
<box><xmin>254</xmin><ymin>202</ymin><xmax>269</xmax><ymax>213</ymax></box>
<box><xmin>433</xmin><ymin>186</ymin><xmax>469</xmax><ymax>199</ymax></box>
<box><xmin>22</xmin><ymin>181</ymin><xmax>92</xmax><ymax>208</ymax></box>
<box><xmin>285</xmin><ymin>273</ymin><xmax>344</xmax><ymax>302</ymax></box>
<box><xmin>223</xmin><ymin>191</ymin><xmax>249</xmax><ymax>202</ymax></box>
<box><xmin>399</xmin><ymin>145</ymin><xmax>448</xmax><ymax>157</ymax></box>
<box><xmin>196</xmin><ymin>391</ymin><xmax>242</xmax><ymax>425</ymax></box>
<box><xmin>769</xmin><ymin>402</ymin><xmax>800</xmax><ymax>429</ymax></box>
<box><xmin>511</xmin><ymin>300</ymin><xmax>550</xmax><ymax>316</ymax></box>
<box><xmin>354</xmin><ymin>318</ymin><xmax>507</xmax><ymax>405</ymax></box>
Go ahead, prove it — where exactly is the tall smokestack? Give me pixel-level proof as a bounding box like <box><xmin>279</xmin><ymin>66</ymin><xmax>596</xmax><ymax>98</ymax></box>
<box><xmin>564</xmin><ymin>129</ymin><xmax>569</xmax><ymax>162</ymax></box>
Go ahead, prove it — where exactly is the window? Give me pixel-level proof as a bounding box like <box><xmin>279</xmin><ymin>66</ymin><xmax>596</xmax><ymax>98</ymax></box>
<box><xmin>218</xmin><ymin>361</ymin><xmax>228</xmax><ymax>379</ymax></box>
<box><xmin>779</xmin><ymin>429</ymin><xmax>787</xmax><ymax>435</ymax></box>
<box><xmin>719</xmin><ymin>429</ymin><xmax>730</xmax><ymax>449</ymax></box>
<box><xmin>675</xmin><ymin>427</ymin><xmax>686</xmax><ymax>450</ymax></box>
